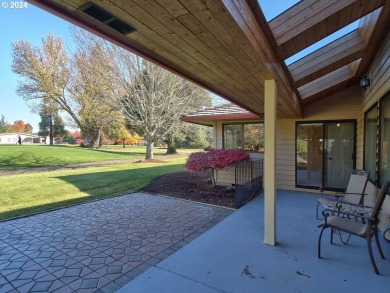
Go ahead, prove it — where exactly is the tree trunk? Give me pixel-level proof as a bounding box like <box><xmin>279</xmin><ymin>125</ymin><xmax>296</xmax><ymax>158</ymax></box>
<box><xmin>211</xmin><ymin>168</ymin><xmax>216</xmax><ymax>187</ymax></box>
<box><xmin>165</xmin><ymin>139</ymin><xmax>175</xmax><ymax>154</ymax></box>
<box><xmin>146</xmin><ymin>140</ymin><xmax>154</xmax><ymax>160</ymax></box>
<box><xmin>49</xmin><ymin>112</ymin><xmax>54</xmax><ymax>145</ymax></box>
<box><xmin>123</xmin><ymin>141</ymin><xmax>126</xmax><ymax>148</ymax></box>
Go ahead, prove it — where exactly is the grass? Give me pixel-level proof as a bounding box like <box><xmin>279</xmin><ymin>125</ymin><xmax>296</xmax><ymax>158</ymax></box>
<box><xmin>0</xmin><ymin>145</ymin><xmax>200</xmax><ymax>170</ymax></box>
<box><xmin>0</xmin><ymin>157</ymin><xmax>186</xmax><ymax>220</ymax></box>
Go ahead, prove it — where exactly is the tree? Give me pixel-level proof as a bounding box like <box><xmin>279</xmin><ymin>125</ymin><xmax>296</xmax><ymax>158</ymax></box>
<box><xmin>12</xmin><ymin>34</ymin><xmax>71</xmax><ymax>145</ymax></box>
<box><xmin>119</xmin><ymin>127</ymin><xmax>132</xmax><ymax>148</ymax></box>
<box><xmin>39</xmin><ymin>111</ymin><xmax>67</xmax><ymax>141</ymax></box>
<box><xmin>68</xmin><ymin>29</ymin><xmax>124</xmax><ymax>148</ymax></box>
<box><xmin>12</xmin><ymin>31</ymin><xmax>124</xmax><ymax>149</ymax></box>
<box><xmin>10</xmin><ymin>120</ymin><xmax>25</xmax><ymax>133</ymax></box>
<box><xmin>0</xmin><ymin>115</ymin><xmax>11</xmax><ymax>133</ymax></box>
<box><xmin>186</xmin><ymin>149</ymin><xmax>249</xmax><ymax>187</ymax></box>
<box><xmin>165</xmin><ymin>123</ymin><xmax>212</xmax><ymax>152</ymax></box>
<box><xmin>108</xmin><ymin>49</ymin><xmax>212</xmax><ymax>159</ymax></box>
<box><xmin>24</xmin><ymin>123</ymin><xmax>33</xmax><ymax>134</ymax></box>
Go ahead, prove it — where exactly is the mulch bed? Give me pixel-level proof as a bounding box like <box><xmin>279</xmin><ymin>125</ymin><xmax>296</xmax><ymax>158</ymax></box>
<box><xmin>140</xmin><ymin>171</ymin><xmax>236</xmax><ymax>208</ymax></box>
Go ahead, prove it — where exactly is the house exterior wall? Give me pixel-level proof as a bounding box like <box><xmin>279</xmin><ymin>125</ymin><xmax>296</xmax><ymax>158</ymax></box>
<box><xmin>214</xmin><ymin>119</ymin><xmax>263</xmax><ymax>186</ymax></box>
<box><xmin>357</xmin><ymin>30</ymin><xmax>390</xmax><ymax>169</ymax></box>
<box><xmin>0</xmin><ymin>133</ymin><xmax>43</xmax><ymax>144</ymax></box>
<box><xmin>211</xmin><ymin>32</ymin><xmax>389</xmax><ymax>192</ymax></box>
<box><xmin>276</xmin><ymin>87</ymin><xmax>361</xmax><ymax>191</ymax></box>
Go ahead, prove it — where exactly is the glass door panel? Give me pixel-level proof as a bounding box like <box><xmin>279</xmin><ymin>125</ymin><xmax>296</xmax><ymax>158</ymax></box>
<box><xmin>296</xmin><ymin>123</ymin><xmax>323</xmax><ymax>187</ymax></box>
<box><xmin>323</xmin><ymin>122</ymin><xmax>355</xmax><ymax>189</ymax></box>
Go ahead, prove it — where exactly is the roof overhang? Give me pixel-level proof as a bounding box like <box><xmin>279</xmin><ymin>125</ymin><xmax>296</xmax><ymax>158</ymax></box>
<box><xmin>180</xmin><ymin>112</ymin><xmax>261</xmax><ymax>126</ymax></box>
<box><xmin>27</xmin><ymin>0</ymin><xmax>389</xmax><ymax>115</ymax></box>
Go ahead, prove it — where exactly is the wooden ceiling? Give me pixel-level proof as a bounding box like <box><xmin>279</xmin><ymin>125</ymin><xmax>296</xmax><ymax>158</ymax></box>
<box><xmin>28</xmin><ymin>0</ymin><xmax>390</xmax><ymax>116</ymax></box>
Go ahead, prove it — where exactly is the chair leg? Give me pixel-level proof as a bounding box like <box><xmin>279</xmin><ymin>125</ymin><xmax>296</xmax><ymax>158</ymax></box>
<box><xmin>367</xmin><ymin>231</ymin><xmax>380</xmax><ymax>275</ymax></box>
<box><xmin>330</xmin><ymin>228</ymin><xmax>334</xmax><ymax>244</ymax></box>
<box><xmin>316</xmin><ymin>202</ymin><xmax>320</xmax><ymax>220</ymax></box>
<box><xmin>374</xmin><ymin>229</ymin><xmax>385</xmax><ymax>260</ymax></box>
<box><xmin>318</xmin><ymin>226</ymin><xmax>326</xmax><ymax>258</ymax></box>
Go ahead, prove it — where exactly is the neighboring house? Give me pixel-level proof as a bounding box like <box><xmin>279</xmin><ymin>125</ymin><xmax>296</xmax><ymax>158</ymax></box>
<box><xmin>0</xmin><ymin>133</ymin><xmax>44</xmax><ymax>144</ymax></box>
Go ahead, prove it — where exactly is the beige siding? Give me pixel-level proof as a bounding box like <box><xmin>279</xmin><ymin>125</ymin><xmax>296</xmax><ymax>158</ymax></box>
<box><xmin>276</xmin><ymin>120</ymin><xmax>296</xmax><ymax>190</ymax></box>
<box><xmin>276</xmin><ymin>87</ymin><xmax>361</xmax><ymax>191</ymax></box>
<box><xmin>356</xmin><ymin>30</ymin><xmax>390</xmax><ymax>168</ymax></box>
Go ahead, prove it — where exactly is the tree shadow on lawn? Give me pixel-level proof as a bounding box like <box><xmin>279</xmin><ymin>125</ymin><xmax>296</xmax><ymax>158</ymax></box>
<box><xmin>1</xmin><ymin>163</ymin><xmax>184</xmax><ymax>221</ymax></box>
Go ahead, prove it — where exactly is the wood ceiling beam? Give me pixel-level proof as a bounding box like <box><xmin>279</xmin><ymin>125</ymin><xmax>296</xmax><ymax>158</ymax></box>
<box><xmin>270</xmin><ymin>0</ymin><xmax>385</xmax><ymax>59</ymax></box>
<box><xmin>352</xmin><ymin>2</ymin><xmax>390</xmax><ymax>85</ymax></box>
<box><xmin>298</xmin><ymin>64</ymin><xmax>355</xmax><ymax>100</ymax></box>
<box><xmin>225</xmin><ymin>0</ymin><xmax>302</xmax><ymax>118</ymax></box>
<box><xmin>288</xmin><ymin>30</ymin><xmax>365</xmax><ymax>88</ymax></box>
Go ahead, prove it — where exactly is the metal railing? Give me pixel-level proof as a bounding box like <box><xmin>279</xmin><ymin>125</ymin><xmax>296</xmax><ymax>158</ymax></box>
<box><xmin>234</xmin><ymin>159</ymin><xmax>263</xmax><ymax>208</ymax></box>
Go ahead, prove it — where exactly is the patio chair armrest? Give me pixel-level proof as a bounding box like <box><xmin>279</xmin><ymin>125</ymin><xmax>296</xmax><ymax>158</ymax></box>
<box><xmin>339</xmin><ymin>201</ymin><xmax>373</xmax><ymax>209</ymax></box>
<box><xmin>320</xmin><ymin>208</ymin><xmax>370</xmax><ymax>221</ymax></box>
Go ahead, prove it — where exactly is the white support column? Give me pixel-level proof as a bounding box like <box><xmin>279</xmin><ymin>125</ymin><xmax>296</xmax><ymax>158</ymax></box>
<box><xmin>264</xmin><ymin>79</ymin><xmax>277</xmax><ymax>245</ymax></box>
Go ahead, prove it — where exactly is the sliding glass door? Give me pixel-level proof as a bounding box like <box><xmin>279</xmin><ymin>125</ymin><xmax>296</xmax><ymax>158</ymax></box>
<box><xmin>296</xmin><ymin>121</ymin><xmax>356</xmax><ymax>190</ymax></box>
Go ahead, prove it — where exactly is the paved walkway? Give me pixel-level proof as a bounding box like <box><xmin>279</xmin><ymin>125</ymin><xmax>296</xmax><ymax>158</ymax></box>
<box><xmin>0</xmin><ymin>193</ymin><xmax>234</xmax><ymax>292</ymax></box>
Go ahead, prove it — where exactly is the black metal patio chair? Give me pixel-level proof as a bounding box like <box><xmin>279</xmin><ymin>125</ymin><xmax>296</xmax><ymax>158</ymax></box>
<box><xmin>317</xmin><ymin>181</ymin><xmax>390</xmax><ymax>275</ymax></box>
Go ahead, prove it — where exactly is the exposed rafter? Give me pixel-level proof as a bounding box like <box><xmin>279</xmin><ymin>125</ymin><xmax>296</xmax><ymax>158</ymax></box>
<box><xmin>27</xmin><ymin>0</ymin><xmax>389</xmax><ymax>111</ymax></box>
<box><xmin>288</xmin><ymin>30</ymin><xmax>365</xmax><ymax>88</ymax></box>
<box><xmin>269</xmin><ymin>0</ymin><xmax>385</xmax><ymax>59</ymax></box>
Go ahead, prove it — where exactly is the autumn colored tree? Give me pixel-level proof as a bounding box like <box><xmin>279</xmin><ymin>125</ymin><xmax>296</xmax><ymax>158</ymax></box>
<box><xmin>24</xmin><ymin>123</ymin><xmax>33</xmax><ymax>134</ymax></box>
<box><xmin>186</xmin><ymin>149</ymin><xmax>249</xmax><ymax>187</ymax></box>
<box><xmin>10</xmin><ymin>120</ymin><xmax>25</xmax><ymax>133</ymax></box>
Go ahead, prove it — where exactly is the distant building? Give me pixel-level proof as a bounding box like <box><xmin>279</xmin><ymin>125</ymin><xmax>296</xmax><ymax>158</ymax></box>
<box><xmin>0</xmin><ymin>133</ymin><xmax>44</xmax><ymax>144</ymax></box>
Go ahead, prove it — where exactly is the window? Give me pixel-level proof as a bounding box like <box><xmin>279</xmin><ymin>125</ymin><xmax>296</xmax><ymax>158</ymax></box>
<box><xmin>365</xmin><ymin>92</ymin><xmax>390</xmax><ymax>186</ymax></box>
<box><xmin>223</xmin><ymin>123</ymin><xmax>264</xmax><ymax>152</ymax></box>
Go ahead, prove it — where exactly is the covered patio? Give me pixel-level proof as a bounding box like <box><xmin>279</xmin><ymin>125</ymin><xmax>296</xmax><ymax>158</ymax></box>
<box><xmin>11</xmin><ymin>0</ymin><xmax>390</xmax><ymax>290</ymax></box>
<box><xmin>119</xmin><ymin>191</ymin><xmax>390</xmax><ymax>292</ymax></box>
<box><xmin>28</xmin><ymin>0</ymin><xmax>390</xmax><ymax>245</ymax></box>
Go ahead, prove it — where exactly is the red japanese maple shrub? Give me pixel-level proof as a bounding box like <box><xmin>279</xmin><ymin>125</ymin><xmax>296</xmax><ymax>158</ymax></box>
<box><xmin>186</xmin><ymin>149</ymin><xmax>249</xmax><ymax>186</ymax></box>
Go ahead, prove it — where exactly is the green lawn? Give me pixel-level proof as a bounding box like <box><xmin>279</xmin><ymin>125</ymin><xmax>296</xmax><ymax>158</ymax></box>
<box><xmin>0</xmin><ymin>145</ymin><xmax>198</xmax><ymax>170</ymax></box>
<box><xmin>0</xmin><ymin>157</ymin><xmax>186</xmax><ymax>220</ymax></box>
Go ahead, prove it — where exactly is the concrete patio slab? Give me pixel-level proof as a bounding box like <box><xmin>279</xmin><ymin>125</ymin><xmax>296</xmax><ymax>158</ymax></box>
<box><xmin>118</xmin><ymin>191</ymin><xmax>390</xmax><ymax>293</ymax></box>
<box><xmin>0</xmin><ymin>193</ymin><xmax>234</xmax><ymax>293</ymax></box>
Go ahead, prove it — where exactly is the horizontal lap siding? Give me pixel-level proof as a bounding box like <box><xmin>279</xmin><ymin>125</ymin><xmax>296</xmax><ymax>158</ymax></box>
<box><xmin>276</xmin><ymin>87</ymin><xmax>361</xmax><ymax>191</ymax></box>
<box><xmin>276</xmin><ymin>120</ymin><xmax>296</xmax><ymax>190</ymax></box>
<box><xmin>358</xmin><ymin>31</ymin><xmax>390</xmax><ymax>168</ymax></box>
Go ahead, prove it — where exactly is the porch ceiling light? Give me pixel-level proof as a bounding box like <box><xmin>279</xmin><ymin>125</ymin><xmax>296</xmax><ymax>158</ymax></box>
<box><xmin>360</xmin><ymin>75</ymin><xmax>370</xmax><ymax>90</ymax></box>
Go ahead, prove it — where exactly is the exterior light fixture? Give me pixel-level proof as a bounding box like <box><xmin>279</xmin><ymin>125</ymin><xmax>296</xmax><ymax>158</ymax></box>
<box><xmin>360</xmin><ymin>75</ymin><xmax>370</xmax><ymax>90</ymax></box>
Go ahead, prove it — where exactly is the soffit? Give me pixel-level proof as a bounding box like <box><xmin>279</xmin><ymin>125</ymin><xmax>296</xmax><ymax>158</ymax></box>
<box><xmin>28</xmin><ymin>0</ymin><xmax>302</xmax><ymax>118</ymax></box>
<box><xmin>28</xmin><ymin>0</ymin><xmax>390</xmax><ymax>114</ymax></box>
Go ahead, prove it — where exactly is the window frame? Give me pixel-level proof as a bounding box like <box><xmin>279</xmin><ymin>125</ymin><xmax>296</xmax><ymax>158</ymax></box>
<box><xmin>222</xmin><ymin>122</ymin><xmax>264</xmax><ymax>152</ymax></box>
<box><xmin>295</xmin><ymin>119</ymin><xmax>357</xmax><ymax>191</ymax></box>
<box><xmin>364</xmin><ymin>91</ymin><xmax>390</xmax><ymax>187</ymax></box>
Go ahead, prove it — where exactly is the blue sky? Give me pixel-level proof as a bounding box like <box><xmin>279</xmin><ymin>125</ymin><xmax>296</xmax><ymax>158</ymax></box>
<box><xmin>0</xmin><ymin>0</ymin><xmax>357</xmax><ymax>133</ymax></box>
<box><xmin>0</xmin><ymin>3</ymin><xmax>72</xmax><ymax>131</ymax></box>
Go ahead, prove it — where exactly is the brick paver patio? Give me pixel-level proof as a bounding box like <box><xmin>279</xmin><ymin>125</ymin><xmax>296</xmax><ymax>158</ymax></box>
<box><xmin>0</xmin><ymin>193</ymin><xmax>234</xmax><ymax>292</ymax></box>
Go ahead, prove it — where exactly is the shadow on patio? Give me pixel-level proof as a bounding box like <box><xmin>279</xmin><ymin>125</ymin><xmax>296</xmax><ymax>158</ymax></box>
<box><xmin>119</xmin><ymin>191</ymin><xmax>390</xmax><ymax>292</ymax></box>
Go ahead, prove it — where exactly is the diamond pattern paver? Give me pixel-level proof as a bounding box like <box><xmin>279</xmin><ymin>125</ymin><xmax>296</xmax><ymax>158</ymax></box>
<box><xmin>0</xmin><ymin>192</ymin><xmax>234</xmax><ymax>292</ymax></box>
